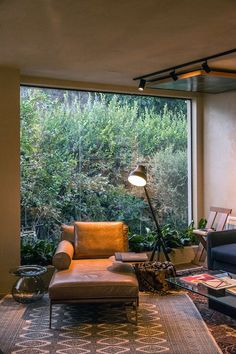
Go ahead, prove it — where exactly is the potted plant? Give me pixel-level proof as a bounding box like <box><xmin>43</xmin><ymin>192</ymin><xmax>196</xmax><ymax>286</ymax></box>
<box><xmin>128</xmin><ymin>221</ymin><xmax>205</xmax><ymax>265</ymax></box>
<box><xmin>21</xmin><ymin>234</ymin><xmax>58</xmax><ymax>289</ymax></box>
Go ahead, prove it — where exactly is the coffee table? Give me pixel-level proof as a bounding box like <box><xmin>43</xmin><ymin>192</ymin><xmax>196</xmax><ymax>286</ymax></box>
<box><xmin>167</xmin><ymin>269</ymin><xmax>236</xmax><ymax>318</ymax></box>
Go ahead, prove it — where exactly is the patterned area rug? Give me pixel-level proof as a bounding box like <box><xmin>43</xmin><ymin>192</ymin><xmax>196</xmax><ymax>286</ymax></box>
<box><xmin>0</xmin><ymin>294</ymin><xmax>221</xmax><ymax>354</ymax></box>
<box><xmin>176</xmin><ymin>267</ymin><xmax>236</xmax><ymax>354</ymax></box>
<box><xmin>190</xmin><ymin>292</ymin><xmax>236</xmax><ymax>354</ymax></box>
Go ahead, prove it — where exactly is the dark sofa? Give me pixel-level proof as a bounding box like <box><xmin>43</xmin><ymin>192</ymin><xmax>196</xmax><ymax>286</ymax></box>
<box><xmin>207</xmin><ymin>229</ymin><xmax>236</xmax><ymax>274</ymax></box>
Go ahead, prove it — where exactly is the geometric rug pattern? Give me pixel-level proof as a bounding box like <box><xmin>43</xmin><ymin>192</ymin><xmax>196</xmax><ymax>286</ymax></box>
<box><xmin>189</xmin><ymin>292</ymin><xmax>236</xmax><ymax>354</ymax></box>
<box><xmin>176</xmin><ymin>267</ymin><xmax>236</xmax><ymax>353</ymax></box>
<box><xmin>0</xmin><ymin>293</ymin><xmax>222</xmax><ymax>354</ymax></box>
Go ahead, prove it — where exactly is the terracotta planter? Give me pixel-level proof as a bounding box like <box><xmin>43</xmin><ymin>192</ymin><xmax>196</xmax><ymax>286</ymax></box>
<box><xmin>169</xmin><ymin>245</ymin><xmax>198</xmax><ymax>264</ymax></box>
<box><xmin>147</xmin><ymin>245</ymin><xmax>198</xmax><ymax>265</ymax></box>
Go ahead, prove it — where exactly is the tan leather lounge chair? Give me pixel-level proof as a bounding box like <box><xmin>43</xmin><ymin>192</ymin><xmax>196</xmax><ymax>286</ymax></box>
<box><xmin>49</xmin><ymin>221</ymin><xmax>139</xmax><ymax>328</ymax></box>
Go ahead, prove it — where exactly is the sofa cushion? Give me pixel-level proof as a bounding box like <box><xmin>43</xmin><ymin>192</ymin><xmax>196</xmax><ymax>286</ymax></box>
<box><xmin>211</xmin><ymin>243</ymin><xmax>236</xmax><ymax>266</ymax></box>
<box><xmin>52</xmin><ymin>240</ymin><xmax>74</xmax><ymax>270</ymax></box>
<box><xmin>74</xmin><ymin>221</ymin><xmax>126</xmax><ymax>259</ymax></box>
<box><xmin>49</xmin><ymin>258</ymin><xmax>139</xmax><ymax>300</ymax></box>
<box><xmin>61</xmin><ymin>224</ymin><xmax>75</xmax><ymax>244</ymax></box>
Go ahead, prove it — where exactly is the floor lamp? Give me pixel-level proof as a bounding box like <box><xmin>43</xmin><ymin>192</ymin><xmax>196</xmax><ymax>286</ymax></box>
<box><xmin>128</xmin><ymin>164</ymin><xmax>170</xmax><ymax>262</ymax></box>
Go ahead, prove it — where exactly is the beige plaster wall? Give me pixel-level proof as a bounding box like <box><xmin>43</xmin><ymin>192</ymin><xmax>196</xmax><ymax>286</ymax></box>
<box><xmin>203</xmin><ymin>91</ymin><xmax>236</xmax><ymax>217</ymax></box>
<box><xmin>191</xmin><ymin>96</ymin><xmax>204</xmax><ymax>223</ymax></box>
<box><xmin>0</xmin><ymin>68</ymin><xmax>20</xmax><ymax>294</ymax></box>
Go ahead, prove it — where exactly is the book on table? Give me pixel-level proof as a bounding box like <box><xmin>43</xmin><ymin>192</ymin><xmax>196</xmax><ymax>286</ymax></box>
<box><xmin>180</xmin><ymin>273</ymin><xmax>217</xmax><ymax>284</ymax></box>
<box><xmin>115</xmin><ymin>252</ymin><xmax>148</xmax><ymax>262</ymax></box>
<box><xmin>180</xmin><ymin>272</ymin><xmax>236</xmax><ymax>290</ymax></box>
<box><xmin>202</xmin><ymin>276</ymin><xmax>236</xmax><ymax>290</ymax></box>
<box><xmin>226</xmin><ymin>286</ymin><xmax>236</xmax><ymax>295</ymax></box>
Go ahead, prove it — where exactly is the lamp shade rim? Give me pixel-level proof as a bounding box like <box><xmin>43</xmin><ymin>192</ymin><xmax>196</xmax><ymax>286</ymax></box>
<box><xmin>128</xmin><ymin>164</ymin><xmax>147</xmax><ymax>187</ymax></box>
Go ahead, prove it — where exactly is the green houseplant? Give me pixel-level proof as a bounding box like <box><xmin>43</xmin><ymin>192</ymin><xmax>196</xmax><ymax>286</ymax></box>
<box><xmin>128</xmin><ymin>226</ymin><xmax>183</xmax><ymax>254</ymax></box>
<box><xmin>21</xmin><ymin>235</ymin><xmax>57</xmax><ymax>266</ymax></box>
<box><xmin>128</xmin><ymin>219</ymin><xmax>206</xmax><ymax>255</ymax></box>
<box><xmin>20</xmin><ymin>232</ymin><xmax>58</xmax><ymax>290</ymax></box>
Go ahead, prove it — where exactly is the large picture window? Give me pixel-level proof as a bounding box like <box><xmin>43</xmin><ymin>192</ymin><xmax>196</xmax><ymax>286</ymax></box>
<box><xmin>20</xmin><ymin>86</ymin><xmax>191</xmax><ymax>256</ymax></box>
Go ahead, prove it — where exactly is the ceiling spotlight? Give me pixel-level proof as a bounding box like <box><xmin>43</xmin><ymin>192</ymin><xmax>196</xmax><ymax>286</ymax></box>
<box><xmin>138</xmin><ymin>79</ymin><xmax>146</xmax><ymax>91</ymax></box>
<box><xmin>170</xmin><ymin>70</ymin><xmax>178</xmax><ymax>81</ymax></box>
<box><xmin>202</xmin><ymin>61</ymin><xmax>211</xmax><ymax>73</ymax></box>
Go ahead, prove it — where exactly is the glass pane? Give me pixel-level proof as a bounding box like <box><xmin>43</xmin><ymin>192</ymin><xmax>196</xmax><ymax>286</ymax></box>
<box><xmin>20</xmin><ymin>86</ymin><xmax>190</xmax><ymax>259</ymax></box>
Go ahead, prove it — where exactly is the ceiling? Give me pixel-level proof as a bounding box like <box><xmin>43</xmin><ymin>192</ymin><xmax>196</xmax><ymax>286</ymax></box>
<box><xmin>1</xmin><ymin>0</ymin><xmax>236</xmax><ymax>89</ymax></box>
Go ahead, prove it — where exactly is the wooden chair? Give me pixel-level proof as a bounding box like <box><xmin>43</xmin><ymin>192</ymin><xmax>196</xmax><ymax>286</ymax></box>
<box><xmin>193</xmin><ymin>206</ymin><xmax>232</xmax><ymax>264</ymax></box>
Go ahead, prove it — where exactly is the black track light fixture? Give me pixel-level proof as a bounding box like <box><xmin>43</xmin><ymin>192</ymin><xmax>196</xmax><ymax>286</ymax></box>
<box><xmin>134</xmin><ymin>48</ymin><xmax>236</xmax><ymax>85</ymax></box>
<box><xmin>202</xmin><ymin>61</ymin><xmax>211</xmax><ymax>73</ymax></box>
<box><xmin>138</xmin><ymin>79</ymin><xmax>146</xmax><ymax>91</ymax></box>
<box><xmin>170</xmin><ymin>70</ymin><xmax>178</xmax><ymax>81</ymax></box>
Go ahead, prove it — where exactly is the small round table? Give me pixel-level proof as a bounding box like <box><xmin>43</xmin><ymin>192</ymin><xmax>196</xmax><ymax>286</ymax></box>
<box><xmin>10</xmin><ymin>265</ymin><xmax>47</xmax><ymax>303</ymax></box>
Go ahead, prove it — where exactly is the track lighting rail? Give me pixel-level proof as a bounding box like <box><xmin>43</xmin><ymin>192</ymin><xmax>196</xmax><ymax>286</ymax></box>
<box><xmin>134</xmin><ymin>48</ymin><xmax>236</xmax><ymax>82</ymax></box>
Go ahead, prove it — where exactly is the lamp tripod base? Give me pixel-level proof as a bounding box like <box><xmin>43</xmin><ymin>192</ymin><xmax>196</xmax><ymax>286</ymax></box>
<box><xmin>143</xmin><ymin>186</ymin><xmax>171</xmax><ymax>263</ymax></box>
<box><xmin>149</xmin><ymin>238</ymin><xmax>171</xmax><ymax>262</ymax></box>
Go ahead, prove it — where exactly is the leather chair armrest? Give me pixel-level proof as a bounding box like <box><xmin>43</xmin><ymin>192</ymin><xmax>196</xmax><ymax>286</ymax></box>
<box><xmin>52</xmin><ymin>240</ymin><xmax>74</xmax><ymax>270</ymax></box>
<box><xmin>207</xmin><ymin>229</ymin><xmax>236</xmax><ymax>269</ymax></box>
<box><xmin>207</xmin><ymin>229</ymin><xmax>236</xmax><ymax>248</ymax></box>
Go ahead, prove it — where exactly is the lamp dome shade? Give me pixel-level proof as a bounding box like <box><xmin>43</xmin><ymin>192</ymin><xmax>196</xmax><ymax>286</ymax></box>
<box><xmin>128</xmin><ymin>165</ymin><xmax>147</xmax><ymax>187</ymax></box>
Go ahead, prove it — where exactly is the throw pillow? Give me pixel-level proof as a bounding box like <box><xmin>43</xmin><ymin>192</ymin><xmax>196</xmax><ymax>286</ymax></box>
<box><xmin>52</xmin><ymin>240</ymin><xmax>74</xmax><ymax>270</ymax></box>
<box><xmin>74</xmin><ymin>221</ymin><xmax>125</xmax><ymax>259</ymax></box>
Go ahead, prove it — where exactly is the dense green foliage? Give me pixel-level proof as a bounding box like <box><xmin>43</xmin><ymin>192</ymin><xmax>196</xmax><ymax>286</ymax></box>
<box><xmin>20</xmin><ymin>87</ymin><xmax>189</xmax><ymax>254</ymax></box>
<box><xmin>21</xmin><ymin>233</ymin><xmax>57</xmax><ymax>266</ymax></box>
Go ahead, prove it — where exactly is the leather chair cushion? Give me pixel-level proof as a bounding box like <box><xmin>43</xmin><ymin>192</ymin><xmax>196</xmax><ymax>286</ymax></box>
<box><xmin>52</xmin><ymin>240</ymin><xmax>74</xmax><ymax>270</ymax></box>
<box><xmin>74</xmin><ymin>221</ymin><xmax>126</xmax><ymax>259</ymax></box>
<box><xmin>49</xmin><ymin>258</ymin><xmax>139</xmax><ymax>300</ymax></box>
<box><xmin>211</xmin><ymin>243</ymin><xmax>236</xmax><ymax>266</ymax></box>
<box><xmin>61</xmin><ymin>224</ymin><xmax>74</xmax><ymax>244</ymax></box>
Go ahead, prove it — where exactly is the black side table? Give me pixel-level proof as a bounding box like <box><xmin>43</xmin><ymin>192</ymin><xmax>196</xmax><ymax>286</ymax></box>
<box><xmin>10</xmin><ymin>265</ymin><xmax>47</xmax><ymax>303</ymax></box>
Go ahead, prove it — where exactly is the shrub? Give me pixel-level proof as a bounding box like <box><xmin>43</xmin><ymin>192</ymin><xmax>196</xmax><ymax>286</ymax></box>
<box><xmin>20</xmin><ymin>87</ymin><xmax>188</xmax><ymax>242</ymax></box>
<box><xmin>21</xmin><ymin>233</ymin><xmax>58</xmax><ymax>266</ymax></box>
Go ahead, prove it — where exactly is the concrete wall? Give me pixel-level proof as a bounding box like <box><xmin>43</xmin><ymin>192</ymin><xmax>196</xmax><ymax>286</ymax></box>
<box><xmin>203</xmin><ymin>91</ymin><xmax>236</xmax><ymax>217</ymax></box>
<box><xmin>0</xmin><ymin>68</ymin><xmax>20</xmax><ymax>294</ymax></box>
